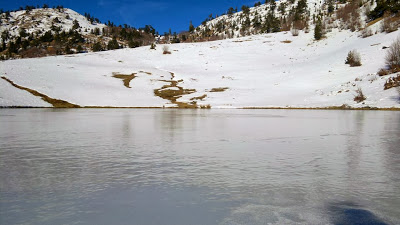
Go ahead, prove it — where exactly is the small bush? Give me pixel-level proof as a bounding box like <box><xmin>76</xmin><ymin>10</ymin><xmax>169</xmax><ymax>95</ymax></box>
<box><xmin>384</xmin><ymin>74</ymin><xmax>400</xmax><ymax>90</ymax></box>
<box><xmin>386</xmin><ymin>37</ymin><xmax>400</xmax><ymax>70</ymax></box>
<box><xmin>346</xmin><ymin>50</ymin><xmax>362</xmax><ymax>67</ymax></box>
<box><xmin>291</xmin><ymin>28</ymin><xmax>299</xmax><ymax>36</ymax></box>
<box><xmin>378</xmin><ymin>68</ymin><xmax>391</xmax><ymax>76</ymax></box>
<box><xmin>361</xmin><ymin>27</ymin><xmax>373</xmax><ymax>38</ymax></box>
<box><xmin>163</xmin><ymin>45</ymin><xmax>171</xmax><ymax>54</ymax></box>
<box><xmin>354</xmin><ymin>88</ymin><xmax>366</xmax><ymax>103</ymax></box>
<box><xmin>381</xmin><ymin>12</ymin><xmax>400</xmax><ymax>33</ymax></box>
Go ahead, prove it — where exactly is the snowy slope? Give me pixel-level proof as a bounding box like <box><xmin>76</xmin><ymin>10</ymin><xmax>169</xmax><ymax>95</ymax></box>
<box><xmin>0</xmin><ymin>8</ymin><xmax>106</xmax><ymax>43</ymax></box>
<box><xmin>1</xmin><ymin>21</ymin><xmax>399</xmax><ymax>109</ymax></box>
<box><xmin>194</xmin><ymin>0</ymin><xmax>325</xmax><ymax>39</ymax></box>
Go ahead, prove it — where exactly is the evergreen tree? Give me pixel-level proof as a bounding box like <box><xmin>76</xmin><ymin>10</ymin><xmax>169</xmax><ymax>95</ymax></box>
<box><xmin>65</xmin><ymin>45</ymin><xmax>73</xmax><ymax>54</ymax></box>
<box><xmin>107</xmin><ymin>38</ymin><xmax>119</xmax><ymax>50</ymax></box>
<box><xmin>128</xmin><ymin>40</ymin><xmax>140</xmax><ymax>48</ymax></box>
<box><xmin>72</xmin><ymin>20</ymin><xmax>80</xmax><ymax>30</ymax></box>
<box><xmin>227</xmin><ymin>7</ymin><xmax>235</xmax><ymax>16</ymax></box>
<box><xmin>92</xmin><ymin>42</ymin><xmax>103</xmax><ymax>52</ymax></box>
<box><xmin>189</xmin><ymin>21</ymin><xmax>195</xmax><ymax>33</ymax></box>
<box><xmin>327</xmin><ymin>0</ymin><xmax>334</xmax><ymax>14</ymax></box>
<box><xmin>241</xmin><ymin>5</ymin><xmax>250</xmax><ymax>14</ymax></box>
<box><xmin>314</xmin><ymin>18</ymin><xmax>323</xmax><ymax>40</ymax></box>
<box><xmin>76</xmin><ymin>45</ymin><xmax>83</xmax><ymax>53</ymax></box>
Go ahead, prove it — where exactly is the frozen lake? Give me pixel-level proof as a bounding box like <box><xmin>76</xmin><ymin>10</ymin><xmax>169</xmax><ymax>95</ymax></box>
<box><xmin>0</xmin><ymin>109</ymin><xmax>399</xmax><ymax>225</ymax></box>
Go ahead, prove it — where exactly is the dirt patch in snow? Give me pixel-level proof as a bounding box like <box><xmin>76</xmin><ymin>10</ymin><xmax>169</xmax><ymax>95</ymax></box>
<box><xmin>190</xmin><ymin>94</ymin><xmax>207</xmax><ymax>101</ymax></box>
<box><xmin>154</xmin><ymin>72</ymin><xmax>198</xmax><ymax>108</ymax></box>
<box><xmin>1</xmin><ymin>76</ymin><xmax>80</xmax><ymax>108</ymax></box>
<box><xmin>139</xmin><ymin>71</ymin><xmax>152</xmax><ymax>75</ymax></box>
<box><xmin>112</xmin><ymin>73</ymin><xmax>137</xmax><ymax>88</ymax></box>
<box><xmin>209</xmin><ymin>87</ymin><xmax>229</xmax><ymax>92</ymax></box>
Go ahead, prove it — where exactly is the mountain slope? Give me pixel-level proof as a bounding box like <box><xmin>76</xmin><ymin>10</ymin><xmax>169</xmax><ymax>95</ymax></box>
<box><xmin>1</xmin><ymin>24</ymin><xmax>399</xmax><ymax>108</ymax></box>
<box><xmin>0</xmin><ymin>7</ymin><xmax>155</xmax><ymax>59</ymax></box>
<box><xmin>0</xmin><ymin>8</ymin><xmax>106</xmax><ymax>39</ymax></box>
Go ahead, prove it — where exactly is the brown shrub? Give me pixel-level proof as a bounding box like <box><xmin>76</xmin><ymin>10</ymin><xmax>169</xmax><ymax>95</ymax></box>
<box><xmin>293</xmin><ymin>19</ymin><xmax>307</xmax><ymax>30</ymax></box>
<box><xmin>19</xmin><ymin>47</ymin><xmax>47</xmax><ymax>58</ymax></box>
<box><xmin>361</xmin><ymin>27</ymin><xmax>373</xmax><ymax>38</ymax></box>
<box><xmin>354</xmin><ymin>87</ymin><xmax>366</xmax><ymax>103</ymax></box>
<box><xmin>381</xmin><ymin>12</ymin><xmax>400</xmax><ymax>33</ymax></box>
<box><xmin>336</xmin><ymin>1</ymin><xmax>361</xmax><ymax>31</ymax></box>
<box><xmin>345</xmin><ymin>50</ymin><xmax>362</xmax><ymax>67</ymax></box>
<box><xmin>378</xmin><ymin>68</ymin><xmax>391</xmax><ymax>76</ymax></box>
<box><xmin>384</xmin><ymin>74</ymin><xmax>400</xmax><ymax>90</ymax></box>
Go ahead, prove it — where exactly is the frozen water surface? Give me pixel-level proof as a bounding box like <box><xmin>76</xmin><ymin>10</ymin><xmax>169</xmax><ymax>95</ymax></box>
<box><xmin>0</xmin><ymin>109</ymin><xmax>399</xmax><ymax>225</ymax></box>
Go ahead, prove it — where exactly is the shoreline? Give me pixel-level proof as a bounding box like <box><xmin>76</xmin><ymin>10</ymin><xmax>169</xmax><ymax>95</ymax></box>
<box><xmin>1</xmin><ymin>106</ymin><xmax>399</xmax><ymax>111</ymax></box>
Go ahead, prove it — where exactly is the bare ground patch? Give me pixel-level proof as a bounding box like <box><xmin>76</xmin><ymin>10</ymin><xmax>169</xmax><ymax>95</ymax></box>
<box><xmin>367</xmin><ymin>17</ymin><xmax>383</xmax><ymax>27</ymax></box>
<box><xmin>139</xmin><ymin>71</ymin><xmax>152</xmax><ymax>75</ymax></box>
<box><xmin>153</xmin><ymin>72</ymin><xmax>201</xmax><ymax>108</ymax></box>
<box><xmin>209</xmin><ymin>87</ymin><xmax>229</xmax><ymax>92</ymax></box>
<box><xmin>1</xmin><ymin>76</ymin><xmax>80</xmax><ymax>108</ymax></box>
<box><xmin>190</xmin><ymin>94</ymin><xmax>207</xmax><ymax>101</ymax></box>
<box><xmin>112</xmin><ymin>73</ymin><xmax>137</xmax><ymax>88</ymax></box>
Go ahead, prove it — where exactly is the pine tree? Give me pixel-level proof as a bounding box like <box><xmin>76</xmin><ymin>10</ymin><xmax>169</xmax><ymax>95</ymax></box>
<box><xmin>189</xmin><ymin>21</ymin><xmax>195</xmax><ymax>33</ymax></box>
<box><xmin>76</xmin><ymin>45</ymin><xmax>83</xmax><ymax>53</ymax></box>
<box><xmin>314</xmin><ymin>18</ymin><xmax>323</xmax><ymax>40</ymax></box>
<box><xmin>92</xmin><ymin>42</ymin><xmax>103</xmax><ymax>52</ymax></box>
<box><xmin>107</xmin><ymin>38</ymin><xmax>119</xmax><ymax>50</ymax></box>
<box><xmin>72</xmin><ymin>20</ymin><xmax>80</xmax><ymax>30</ymax></box>
<box><xmin>327</xmin><ymin>0</ymin><xmax>334</xmax><ymax>14</ymax></box>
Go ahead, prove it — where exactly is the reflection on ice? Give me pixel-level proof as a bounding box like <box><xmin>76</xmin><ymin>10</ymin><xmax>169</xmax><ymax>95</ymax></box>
<box><xmin>0</xmin><ymin>109</ymin><xmax>399</xmax><ymax>225</ymax></box>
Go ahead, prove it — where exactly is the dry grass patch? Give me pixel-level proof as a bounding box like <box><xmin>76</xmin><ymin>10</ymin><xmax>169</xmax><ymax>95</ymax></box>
<box><xmin>367</xmin><ymin>17</ymin><xmax>383</xmax><ymax>27</ymax></box>
<box><xmin>154</xmin><ymin>86</ymin><xmax>196</xmax><ymax>102</ymax></box>
<box><xmin>112</xmin><ymin>73</ymin><xmax>137</xmax><ymax>88</ymax></box>
<box><xmin>209</xmin><ymin>87</ymin><xmax>229</xmax><ymax>92</ymax></box>
<box><xmin>154</xmin><ymin>74</ymin><xmax>197</xmax><ymax>108</ymax></box>
<box><xmin>139</xmin><ymin>71</ymin><xmax>152</xmax><ymax>75</ymax></box>
<box><xmin>1</xmin><ymin>76</ymin><xmax>80</xmax><ymax>108</ymax></box>
<box><xmin>175</xmin><ymin>101</ymin><xmax>198</xmax><ymax>108</ymax></box>
<box><xmin>200</xmin><ymin>104</ymin><xmax>211</xmax><ymax>109</ymax></box>
<box><xmin>190</xmin><ymin>94</ymin><xmax>207</xmax><ymax>101</ymax></box>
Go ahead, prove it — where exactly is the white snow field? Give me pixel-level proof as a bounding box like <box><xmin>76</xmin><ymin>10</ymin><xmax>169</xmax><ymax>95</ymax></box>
<box><xmin>1</xmin><ymin>25</ymin><xmax>400</xmax><ymax>108</ymax></box>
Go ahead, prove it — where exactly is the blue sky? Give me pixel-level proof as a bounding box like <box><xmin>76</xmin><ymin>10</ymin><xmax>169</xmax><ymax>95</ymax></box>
<box><xmin>1</xmin><ymin>0</ymin><xmax>259</xmax><ymax>33</ymax></box>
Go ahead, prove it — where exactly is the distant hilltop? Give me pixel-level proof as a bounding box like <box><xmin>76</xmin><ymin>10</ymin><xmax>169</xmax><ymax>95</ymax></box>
<box><xmin>0</xmin><ymin>5</ymin><xmax>156</xmax><ymax>59</ymax></box>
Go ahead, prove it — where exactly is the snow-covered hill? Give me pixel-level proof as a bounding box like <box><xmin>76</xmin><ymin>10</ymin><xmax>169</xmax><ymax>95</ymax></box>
<box><xmin>1</xmin><ymin>22</ymin><xmax>399</xmax><ymax>109</ymax></box>
<box><xmin>190</xmin><ymin>0</ymin><xmax>324</xmax><ymax>40</ymax></box>
<box><xmin>0</xmin><ymin>8</ymin><xmax>106</xmax><ymax>43</ymax></box>
<box><xmin>0</xmin><ymin>7</ymin><xmax>156</xmax><ymax>59</ymax></box>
